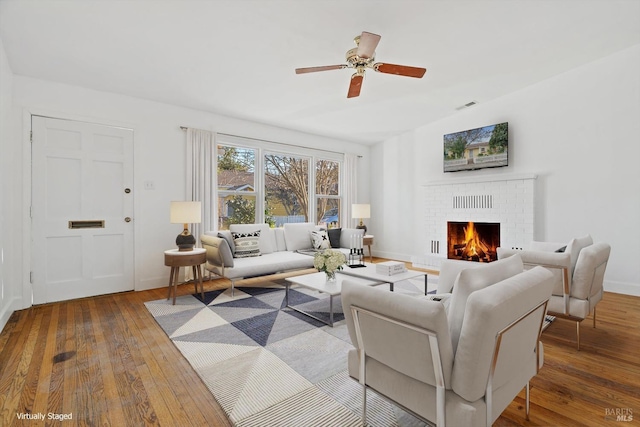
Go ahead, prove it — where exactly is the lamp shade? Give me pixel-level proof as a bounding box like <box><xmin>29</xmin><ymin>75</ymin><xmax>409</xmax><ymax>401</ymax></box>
<box><xmin>352</xmin><ymin>204</ymin><xmax>370</xmax><ymax>219</ymax></box>
<box><xmin>170</xmin><ymin>201</ymin><xmax>202</xmax><ymax>224</ymax></box>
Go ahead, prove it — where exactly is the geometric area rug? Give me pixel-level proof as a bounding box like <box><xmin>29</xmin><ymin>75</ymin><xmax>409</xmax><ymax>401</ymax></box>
<box><xmin>144</xmin><ymin>280</ymin><xmax>428</xmax><ymax>427</ymax></box>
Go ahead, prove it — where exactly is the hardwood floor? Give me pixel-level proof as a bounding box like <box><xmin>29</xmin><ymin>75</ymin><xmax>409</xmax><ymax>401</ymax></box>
<box><xmin>1</xmin><ymin>266</ymin><xmax>639</xmax><ymax>426</ymax></box>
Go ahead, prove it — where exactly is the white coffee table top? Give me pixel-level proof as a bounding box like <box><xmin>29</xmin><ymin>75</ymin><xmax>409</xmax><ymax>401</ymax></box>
<box><xmin>285</xmin><ymin>271</ymin><xmax>379</xmax><ymax>296</ymax></box>
<box><xmin>339</xmin><ymin>262</ymin><xmax>425</xmax><ymax>283</ymax></box>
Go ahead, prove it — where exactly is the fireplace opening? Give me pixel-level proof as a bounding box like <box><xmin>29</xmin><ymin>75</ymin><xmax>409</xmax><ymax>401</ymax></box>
<box><xmin>447</xmin><ymin>221</ymin><xmax>500</xmax><ymax>263</ymax></box>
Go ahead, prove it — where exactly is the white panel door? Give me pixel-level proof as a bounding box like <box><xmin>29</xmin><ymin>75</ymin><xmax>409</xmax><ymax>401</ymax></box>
<box><xmin>31</xmin><ymin>116</ymin><xmax>134</xmax><ymax>304</ymax></box>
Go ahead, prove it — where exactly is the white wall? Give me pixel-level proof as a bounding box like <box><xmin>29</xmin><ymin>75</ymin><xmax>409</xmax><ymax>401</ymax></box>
<box><xmin>1</xmin><ymin>69</ymin><xmax>369</xmax><ymax>325</ymax></box>
<box><xmin>371</xmin><ymin>44</ymin><xmax>640</xmax><ymax>295</ymax></box>
<box><xmin>0</xmin><ymin>37</ymin><xmax>21</xmax><ymax>330</ymax></box>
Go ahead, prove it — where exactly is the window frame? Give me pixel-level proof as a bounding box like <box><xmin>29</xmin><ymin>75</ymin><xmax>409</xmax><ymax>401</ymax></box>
<box><xmin>215</xmin><ymin>134</ymin><xmax>343</xmax><ymax>228</ymax></box>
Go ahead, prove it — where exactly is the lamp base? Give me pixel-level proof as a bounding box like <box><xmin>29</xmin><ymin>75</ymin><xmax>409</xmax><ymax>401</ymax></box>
<box><xmin>176</xmin><ymin>232</ymin><xmax>196</xmax><ymax>251</ymax></box>
<box><xmin>356</xmin><ymin>224</ymin><xmax>367</xmax><ymax>234</ymax></box>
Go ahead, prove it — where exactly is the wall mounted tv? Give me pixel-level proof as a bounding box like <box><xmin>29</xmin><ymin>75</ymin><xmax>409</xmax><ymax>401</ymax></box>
<box><xmin>443</xmin><ymin>122</ymin><xmax>508</xmax><ymax>172</ymax></box>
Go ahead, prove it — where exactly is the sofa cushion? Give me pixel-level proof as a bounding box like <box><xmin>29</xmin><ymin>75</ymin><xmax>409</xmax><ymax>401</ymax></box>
<box><xmin>210</xmin><ymin>251</ymin><xmax>315</xmax><ymax>280</ymax></box>
<box><xmin>283</xmin><ymin>222</ymin><xmax>316</xmax><ymax>251</ymax></box>
<box><xmin>311</xmin><ymin>230</ymin><xmax>331</xmax><ymax>250</ymax></box>
<box><xmin>328</xmin><ymin>228</ymin><xmax>342</xmax><ymax>248</ymax></box>
<box><xmin>274</xmin><ymin>227</ymin><xmax>287</xmax><ymax>252</ymax></box>
<box><xmin>448</xmin><ymin>254</ymin><xmax>524</xmax><ymax>354</ymax></box>
<box><xmin>232</xmin><ymin>230</ymin><xmax>261</xmax><ymax>258</ymax></box>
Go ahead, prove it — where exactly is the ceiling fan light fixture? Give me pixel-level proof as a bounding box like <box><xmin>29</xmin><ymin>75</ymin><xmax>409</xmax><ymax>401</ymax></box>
<box><xmin>295</xmin><ymin>31</ymin><xmax>426</xmax><ymax>98</ymax></box>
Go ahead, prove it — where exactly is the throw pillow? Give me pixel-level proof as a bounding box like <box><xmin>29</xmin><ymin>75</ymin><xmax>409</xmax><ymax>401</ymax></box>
<box><xmin>232</xmin><ymin>230</ymin><xmax>261</xmax><ymax>258</ymax></box>
<box><xmin>310</xmin><ymin>230</ymin><xmax>330</xmax><ymax>250</ymax></box>
<box><xmin>328</xmin><ymin>228</ymin><xmax>342</xmax><ymax>248</ymax></box>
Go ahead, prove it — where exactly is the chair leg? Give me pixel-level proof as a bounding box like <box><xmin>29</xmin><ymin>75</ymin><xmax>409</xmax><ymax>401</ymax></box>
<box><xmin>525</xmin><ymin>382</ymin><xmax>530</xmax><ymax>421</ymax></box>
<box><xmin>362</xmin><ymin>384</ymin><xmax>367</xmax><ymax>426</ymax></box>
<box><xmin>576</xmin><ymin>321</ymin><xmax>581</xmax><ymax>350</ymax></box>
<box><xmin>593</xmin><ymin>307</ymin><xmax>597</xmax><ymax>328</ymax></box>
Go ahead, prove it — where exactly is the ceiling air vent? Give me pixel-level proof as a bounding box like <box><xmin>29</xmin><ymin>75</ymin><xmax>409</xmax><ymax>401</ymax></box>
<box><xmin>455</xmin><ymin>101</ymin><xmax>478</xmax><ymax>110</ymax></box>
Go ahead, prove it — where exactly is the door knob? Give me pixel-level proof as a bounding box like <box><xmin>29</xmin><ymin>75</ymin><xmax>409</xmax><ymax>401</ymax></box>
<box><xmin>124</xmin><ymin>217</ymin><xmax>132</xmax><ymax>222</ymax></box>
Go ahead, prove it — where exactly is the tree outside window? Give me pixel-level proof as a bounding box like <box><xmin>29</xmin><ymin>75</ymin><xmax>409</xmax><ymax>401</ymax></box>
<box><xmin>215</xmin><ymin>141</ymin><xmax>342</xmax><ymax>229</ymax></box>
<box><xmin>264</xmin><ymin>154</ymin><xmax>309</xmax><ymax>226</ymax></box>
<box><xmin>316</xmin><ymin>159</ymin><xmax>340</xmax><ymax>227</ymax></box>
<box><xmin>217</xmin><ymin>145</ymin><xmax>256</xmax><ymax>229</ymax></box>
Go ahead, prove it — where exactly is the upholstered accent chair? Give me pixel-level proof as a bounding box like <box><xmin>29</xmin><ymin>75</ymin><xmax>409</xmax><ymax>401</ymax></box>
<box><xmin>342</xmin><ymin>262</ymin><xmax>554</xmax><ymax>426</ymax></box>
<box><xmin>498</xmin><ymin>236</ymin><xmax>611</xmax><ymax>349</ymax></box>
<box><xmin>424</xmin><ymin>259</ymin><xmax>488</xmax><ymax>311</ymax></box>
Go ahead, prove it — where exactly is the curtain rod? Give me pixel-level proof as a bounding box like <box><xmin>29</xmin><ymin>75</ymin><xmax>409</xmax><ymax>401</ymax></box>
<box><xmin>180</xmin><ymin>126</ymin><xmax>362</xmax><ymax>158</ymax></box>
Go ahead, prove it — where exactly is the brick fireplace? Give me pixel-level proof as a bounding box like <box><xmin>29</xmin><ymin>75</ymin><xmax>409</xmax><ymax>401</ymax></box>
<box><xmin>412</xmin><ymin>173</ymin><xmax>536</xmax><ymax>269</ymax></box>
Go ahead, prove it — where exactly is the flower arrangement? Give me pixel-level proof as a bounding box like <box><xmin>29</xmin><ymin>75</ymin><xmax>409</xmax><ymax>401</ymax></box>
<box><xmin>313</xmin><ymin>249</ymin><xmax>347</xmax><ymax>281</ymax></box>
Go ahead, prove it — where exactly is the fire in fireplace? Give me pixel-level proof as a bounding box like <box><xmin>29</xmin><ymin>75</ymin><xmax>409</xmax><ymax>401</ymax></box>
<box><xmin>447</xmin><ymin>221</ymin><xmax>500</xmax><ymax>263</ymax></box>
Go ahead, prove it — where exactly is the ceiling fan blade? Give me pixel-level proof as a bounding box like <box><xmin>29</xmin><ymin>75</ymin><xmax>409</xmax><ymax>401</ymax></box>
<box><xmin>373</xmin><ymin>63</ymin><xmax>426</xmax><ymax>78</ymax></box>
<box><xmin>295</xmin><ymin>64</ymin><xmax>346</xmax><ymax>74</ymax></box>
<box><xmin>357</xmin><ymin>31</ymin><xmax>381</xmax><ymax>59</ymax></box>
<box><xmin>347</xmin><ymin>73</ymin><xmax>364</xmax><ymax>98</ymax></box>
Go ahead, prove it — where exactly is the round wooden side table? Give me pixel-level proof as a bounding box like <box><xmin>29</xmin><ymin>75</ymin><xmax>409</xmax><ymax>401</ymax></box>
<box><xmin>363</xmin><ymin>235</ymin><xmax>374</xmax><ymax>262</ymax></box>
<box><xmin>164</xmin><ymin>248</ymin><xmax>206</xmax><ymax>305</ymax></box>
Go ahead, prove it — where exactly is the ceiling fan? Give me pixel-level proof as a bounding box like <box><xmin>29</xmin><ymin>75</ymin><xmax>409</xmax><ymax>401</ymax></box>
<box><xmin>295</xmin><ymin>31</ymin><xmax>427</xmax><ymax>98</ymax></box>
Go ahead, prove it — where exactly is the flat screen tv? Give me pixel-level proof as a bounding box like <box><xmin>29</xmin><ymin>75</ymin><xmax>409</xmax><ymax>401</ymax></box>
<box><xmin>443</xmin><ymin>122</ymin><xmax>508</xmax><ymax>172</ymax></box>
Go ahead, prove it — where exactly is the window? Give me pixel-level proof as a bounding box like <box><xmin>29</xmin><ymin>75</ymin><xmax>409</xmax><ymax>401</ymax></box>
<box><xmin>215</xmin><ymin>135</ymin><xmax>343</xmax><ymax>229</ymax></box>
<box><xmin>316</xmin><ymin>159</ymin><xmax>340</xmax><ymax>228</ymax></box>
<box><xmin>264</xmin><ymin>154</ymin><xmax>309</xmax><ymax>227</ymax></box>
<box><xmin>216</xmin><ymin>145</ymin><xmax>257</xmax><ymax>229</ymax></box>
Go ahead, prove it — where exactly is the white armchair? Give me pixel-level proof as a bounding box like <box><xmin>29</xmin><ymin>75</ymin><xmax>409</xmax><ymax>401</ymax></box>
<box><xmin>498</xmin><ymin>235</ymin><xmax>611</xmax><ymax>349</ymax></box>
<box><xmin>425</xmin><ymin>259</ymin><xmax>487</xmax><ymax>310</ymax></box>
<box><xmin>342</xmin><ymin>257</ymin><xmax>554</xmax><ymax>426</ymax></box>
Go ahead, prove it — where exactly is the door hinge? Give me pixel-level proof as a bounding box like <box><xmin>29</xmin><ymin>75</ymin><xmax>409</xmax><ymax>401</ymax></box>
<box><xmin>30</xmin><ymin>130</ymin><xmax>33</xmax><ymax>143</ymax></box>
<box><xmin>30</xmin><ymin>271</ymin><xmax>33</xmax><ymax>284</ymax></box>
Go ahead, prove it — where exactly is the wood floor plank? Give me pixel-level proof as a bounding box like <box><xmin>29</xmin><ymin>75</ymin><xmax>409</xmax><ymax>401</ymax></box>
<box><xmin>0</xmin><ymin>269</ymin><xmax>639</xmax><ymax>426</ymax></box>
<box><xmin>87</xmin><ymin>298</ymin><xmax>128</xmax><ymax>427</ymax></box>
<box><xmin>0</xmin><ymin>309</ymin><xmax>41</xmax><ymax>423</ymax></box>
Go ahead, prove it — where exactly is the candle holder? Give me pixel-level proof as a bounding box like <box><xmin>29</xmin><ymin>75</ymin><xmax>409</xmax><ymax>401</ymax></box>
<box><xmin>348</xmin><ymin>247</ymin><xmax>366</xmax><ymax>268</ymax></box>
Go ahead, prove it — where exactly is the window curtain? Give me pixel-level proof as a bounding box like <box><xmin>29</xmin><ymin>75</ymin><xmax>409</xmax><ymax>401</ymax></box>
<box><xmin>343</xmin><ymin>153</ymin><xmax>358</xmax><ymax>227</ymax></box>
<box><xmin>186</xmin><ymin>128</ymin><xmax>216</xmax><ymax>247</ymax></box>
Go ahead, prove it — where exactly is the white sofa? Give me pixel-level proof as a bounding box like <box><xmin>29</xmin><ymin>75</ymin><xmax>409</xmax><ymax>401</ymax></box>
<box><xmin>200</xmin><ymin>222</ymin><xmax>364</xmax><ymax>294</ymax></box>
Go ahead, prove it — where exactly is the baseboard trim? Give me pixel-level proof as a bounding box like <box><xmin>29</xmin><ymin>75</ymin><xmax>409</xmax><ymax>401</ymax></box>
<box><xmin>605</xmin><ymin>280</ymin><xmax>640</xmax><ymax>297</ymax></box>
<box><xmin>0</xmin><ymin>296</ymin><xmax>22</xmax><ymax>334</ymax></box>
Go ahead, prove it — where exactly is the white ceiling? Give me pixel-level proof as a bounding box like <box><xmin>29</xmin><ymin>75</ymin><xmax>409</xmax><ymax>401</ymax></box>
<box><xmin>1</xmin><ymin>0</ymin><xmax>639</xmax><ymax>144</ymax></box>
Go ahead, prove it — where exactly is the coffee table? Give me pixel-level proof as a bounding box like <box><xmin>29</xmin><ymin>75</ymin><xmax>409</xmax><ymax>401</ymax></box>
<box><xmin>339</xmin><ymin>262</ymin><xmax>428</xmax><ymax>293</ymax></box>
<box><xmin>284</xmin><ymin>272</ymin><xmax>379</xmax><ymax>326</ymax></box>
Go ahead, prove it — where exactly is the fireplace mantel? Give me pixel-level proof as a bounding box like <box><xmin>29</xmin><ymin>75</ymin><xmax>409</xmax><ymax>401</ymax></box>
<box><xmin>413</xmin><ymin>173</ymin><xmax>536</xmax><ymax>269</ymax></box>
<box><xmin>422</xmin><ymin>173</ymin><xmax>537</xmax><ymax>187</ymax></box>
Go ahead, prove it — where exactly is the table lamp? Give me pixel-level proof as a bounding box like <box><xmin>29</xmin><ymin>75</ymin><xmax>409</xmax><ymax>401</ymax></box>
<box><xmin>352</xmin><ymin>204</ymin><xmax>370</xmax><ymax>233</ymax></box>
<box><xmin>170</xmin><ymin>201</ymin><xmax>202</xmax><ymax>251</ymax></box>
